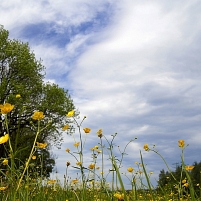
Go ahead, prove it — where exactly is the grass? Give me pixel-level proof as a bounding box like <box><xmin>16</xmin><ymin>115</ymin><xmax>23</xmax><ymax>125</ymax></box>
<box><xmin>0</xmin><ymin>103</ymin><xmax>200</xmax><ymax>201</ymax></box>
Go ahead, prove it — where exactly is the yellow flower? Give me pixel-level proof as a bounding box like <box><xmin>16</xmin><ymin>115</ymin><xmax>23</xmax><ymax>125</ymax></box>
<box><xmin>185</xmin><ymin>166</ymin><xmax>194</xmax><ymax>171</ymax></box>
<box><xmin>66</xmin><ymin>110</ymin><xmax>74</xmax><ymax>117</ymax></box>
<box><xmin>62</xmin><ymin>124</ymin><xmax>69</xmax><ymax>131</ymax></box>
<box><xmin>32</xmin><ymin>111</ymin><xmax>44</xmax><ymax>120</ymax></box>
<box><xmin>0</xmin><ymin>103</ymin><xmax>14</xmax><ymax>114</ymax></box>
<box><xmin>74</xmin><ymin>142</ymin><xmax>80</xmax><ymax>147</ymax></box>
<box><xmin>83</xmin><ymin>127</ymin><xmax>91</xmax><ymax>133</ymax></box>
<box><xmin>96</xmin><ymin>129</ymin><xmax>103</xmax><ymax>138</ymax></box>
<box><xmin>114</xmin><ymin>192</ymin><xmax>124</xmax><ymax>200</ymax></box>
<box><xmin>32</xmin><ymin>155</ymin><xmax>36</xmax><ymax>160</ymax></box>
<box><xmin>2</xmin><ymin>159</ymin><xmax>8</xmax><ymax>165</ymax></box>
<box><xmin>47</xmin><ymin>180</ymin><xmax>56</xmax><ymax>185</ymax></box>
<box><xmin>76</xmin><ymin>161</ymin><xmax>82</xmax><ymax>166</ymax></box>
<box><xmin>88</xmin><ymin>163</ymin><xmax>95</xmax><ymax>169</ymax></box>
<box><xmin>143</xmin><ymin>144</ymin><xmax>149</xmax><ymax>151</ymax></box>
<box><xmin>16</xmin><ymin>94</ymin><xmax>21</xmax><ymax>98</ymax></box>
<box><xmin>96</xmin><ymin>150</ymin><xmax>102</xmax><ymax>154</ymax></box>
<box><xmin>36</xmin><ymin>142</ymin><xmax>47</xmax><ymax>149</ymax></box>
<box><xmin>178</xmin><ymin>140</ymin><xmax>185</xmax><ymax>148</ymax></box>
<box><xmin>0</xmin><ymin>134</ymin><xmax>9</xmax><ymax>144</ymax></box>
<box><xmin>150</xmin><ymin>172</ymin><xmax>153</xmax><ymax>174</ymax></box>
<box><xmin>127</xmin><ymin>167</ymin><xmax>134</xmax><ymax>173</ymax></box>
<box><xmin>66</xmin><ymin>148</ymin><xmax>70</xmax><ymax>152</ymax></box>
<box><xmin>183</xmin><ymin>183</ymin><xmax>189</xmax><ymax>187</ymax></box>
<box><xmin>0</xmin><ymin>186</ymin><xmax>7</xmax><ymax>191</ymax></box>
<box><xmin>182</xmin><ymin>179</ymin><xmax>187</xmax><ymax>184</ymax></box>
<box><xmin>71</xmin><ymin>179</ymin><xmax>78</xmax><ymax>184</ymax></box>
<box><xmin>94</xmin><ymin>145</ymin><xmax>99</xmax><ymax>149</ymax></box>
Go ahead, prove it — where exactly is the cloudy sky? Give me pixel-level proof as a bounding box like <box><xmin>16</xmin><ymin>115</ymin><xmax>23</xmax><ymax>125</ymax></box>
<box><xmin>1</xmin><ymin>0</ymin><xmax>201</xmax><ymax>187</ymax></box>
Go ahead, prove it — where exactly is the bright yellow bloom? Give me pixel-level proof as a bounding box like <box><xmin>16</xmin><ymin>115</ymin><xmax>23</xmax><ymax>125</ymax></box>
<box><xmin>32</xmin><ymin>111</ymin><xmax>44</xmax><ymax>120</ymax></box>
<box><xmin>0</xmin><ymin>134</ymin><xmax>9</xmax><ymax>144</ymax></box>
<box><xmin>96</xmin><ymin>129</ymin><xmax>103</xmax><ymax>138</ymax></box>
<box><xmin>66</xmin><ymin>110</ymin><xmax>74</xmax><ymax>117</ymax></box>
<box><xmin>0</xmin><ymin>103</ymin><xmax>14</xmax><ymax>114</ymax></box>
<box><xmin>127</xmin><ymin>167</ymin><xmax>134</xmax><ymax>173</ymax></box>
<box><xmin>16</xmin><ymin>94</ymin><xmax>21</xmax><ymax>98</ymax></box>
<box><xmin>178</xmin><ymin>140</ymin><xmax>185</xmax><ymax>148</ymax></box>
<box><xmin>185</xmin><ymin>166</ymin><xmax>194</xmax><ymax>171</ymax></box>
<box><xmin>96</xmin><ymin>150</ymin><xmax>102</xmax><ymax>154</ymax></box>
<box><xmin>143</xmin><ymin>144</ymin><xmax>149</xmax><ymax>151</ymax></box>
<box><xmin>83</xmin><ymin>127</ymin><xmax>91</xmax><ymax>133</ymax></box>
<box><xmin>88</xmin><ymin>163</ymin><xmax>95</xmax><ymax>169</ymax></box>
<box><xmin>76</xmin><ymin>161</ymin><xmax>82</xmax><ymax>166</ymax></box>
<box><xmin>0</xmin><ymin>186</ymin><xmax>7</xmax><ymax>191</ymax></box>
<box><xmin>71</xmin><ymin>179</ymin><xmax>78</xmax><ymax>184</ymax></box>
<box><xmin>183</xmin><ymin>183</ymin><xmax>189</xmax><ymax>187</ymax></box>
<box><xmin>182</xmin><ymin>179</ymin><xmax>187</xmax><ymax>184</ymax></box>
<box><xmin>74</xmin><ymin>142</ymin><xmax>80</xmax><ymax>147</ymax></box>
<box><xmin>114</xmin><ymin>192</ymin><xmax>124</xmax><ymax>200</ymax></box>
<box><xmin>66</xmin><ymin>148</ymin><xmax>70</xmax><ymax>152</ymax></box>
<box><xmin>94</xmin><ymin>145</ymin><xmax>99</xmax><ymax>149</ymax></box>
<box><xmin>47</xmin><ymin>180</ymin><xmax>56</xmax><ymax>185</ymax></box>
<box><xmin>36</xmin><ymin>142</ymin><xmax>47</xmax><ymax>149</ymax></box>
<box><xmin>2</xmin><ymin>159</ymin><xmax>8</xmax><ymax>165</ymax></box>
<box><xmin>62</xmin><ymin>124</ymin><xmax>69</xmax><ymax>131</ymax></box>
<box><xmin>32</xmin><ymin>155</ymin><xmax>36</xmax><ymax>160</ymax></box>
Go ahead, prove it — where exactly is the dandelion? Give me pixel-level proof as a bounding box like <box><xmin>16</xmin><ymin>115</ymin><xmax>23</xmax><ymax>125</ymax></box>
<box><xmin>36</xmin><ymin>142</ymin><xmax>47</xmax><ymax>149</ymax></box>
<box><xmin>0</xmin><ymin>134</ymin><xmax>9</xmax><ymax>144</ymax></box>
<box><xmin>66</xmin><ymin>148</ymin><xmax>70</xmax><ymax>153</ymax></box>
<box><xmin>62</xmin><ymin>124</ymin><xmax>69</xmax><ymax>131</ymax></box>
<box><xmin>2</xmin><ymin>159</ymin><xmax>8</xmax><ymax>165</ymax></box>
<box><xmin>0</xmin><ymin>103</ymin><xmax>14</xmax><ymax>114</ymax></box>
<box><xmin>185</xmin><ymin>166</ymin><xmax>194</xmax><ymax>171</ymax></box>
<box><xmin>16</xmin><ymin>94</ymin><xmax>21</xmax><ymax>98</ymax></box>
<box><xmin>96</xmin><ymin>129</ymin><xmax>103</xmax><ymax>138</ymax></box>
<box><xmin>143</xmin><ymin>144</ymin><xmax>149</xmax><ymax>151</ymax></box>
<box><xmin>127</xmin><ymin>167</ymin><xmax>134</xmax><ymax>173</ymax></box>
<box><xmin>178</xmin><ymin>140</ymin><xmax>185</xmax><ymax>148</ymax></box>
<box><xmin>66</xmin><ymin>110</ymin><xmax>74</xmax><ymax>117</ymax></box>
<box><xmin>88</xmin><ymin>163</ymin><xmax>95</xmax><ymax>169</ymax></box>
<box><xmin>83</xmin><ymin>128</ymin><xmax>91</xmax><ymax>133</ymax></box>
<box><xmin>32</xmin><ymin>111</ymin><xmax>44</xmax><ymax>120</ymax></box>
<box><xmin>74</xmin><ymin>142</ymin><xmax>80</xmax><ymax>147</ymax></box>
<box><xmin>32</xmin><ymin>156</ymin><xmax>36</xmax><ymax>160</ymax></box>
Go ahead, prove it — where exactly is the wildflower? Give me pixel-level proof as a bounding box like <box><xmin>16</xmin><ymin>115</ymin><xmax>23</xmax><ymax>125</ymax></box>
<box><xmin>32</xmin><ymin>155</ymin><xmax>36</xmax><ymax>160</ymax></box>
<box><xmin>66</xmin><ymin>161</ymin><xmax>70</xmax><ymax>166</ymax></box>
<box><xmin>96</xmin><ymin>129</ymin><xmax>103</xmax><ymax>138</ymax></box>
<box><xmin>83</xmin><ymin>127</ymin><xmax>91</xmax><ymax>133</ymax></box>
<box><xmin>66</xmin><ymin>148</ymin><xmax>70</xmax><ymax>152</ymax></box>
<box><xmin>66</xmin><ymin>110</ymin><xmax>74</xmax><ymax>117</ymax></box>
<box><xmin>71</xmin><ymin>179</ymin><xmax>78</xmax><ymax>184</ymax></box>
<box><xmin>0</xmin><ymin>186</ymin><xmax>7</xmax><ymax>191</ymax></box>
<box><xmin>150</xmin><ymin>171</ymin><xmax>154</xmax><ymax>174</ymax></box>
<box><xmin>62</xmin><ymin>124</ymin><xmax>69</xmax><ymax>131</ymax></box>
<box><xmin>185</xmin><ymin>166</ymin><xmax>194</xmax><ymax>171</ymax></box>
<box><xmin>88</xmin><ymin>163</ymin><xmax>95</xmax><ymax>169</ymax></box>
<box><xmin>0</xmin><ymin>103</ymin><xmax>14</xmax><ymax>114</ymax></box>
<box><xmin>96</xmin><ymin>150</ymin><xmax>102</xmax><ymax>154</ymax></box>
<box><xmin>32</xmin><ymin>111</ymin><xmax>44</xmax><ymax>120</ymax></box>
<box><xmin>182</xmin><ymin>179</ymin><xmax>187</xmax><ymax>183</ymax></box>
<box><xmin>183</xmin><ymin>183</ymin><xmax>189</xmax><ymax>187</ymax></box>
<box><xmin>114</xmin><ymin>192</ymin><xmax>124</xmax><ymax>200</ymax></box>
<box><xmin>76</xmin><ymin>161</ymin><xmax>82</xmax><ymax>166</ymax></box>
<box><xmin>2</xmin><ymin>159</ymin><xmax>8</xmax><ymax>165</ymax></box>
<box><xmin>178</xmin><ymin>140</ymin><xmax>185</xmax><ymax>148</ymax></box>
<box><xmin>36</xmin><ymin>142</ymin><xmax>47</xmax><ymax>149</ymax></box>
<box><xmin>127</xmin><ymin>167</ymin><xmax>134</xmax><ymax>173</ymax></box>
<box><xmin>74</xmin><ymin>142</ymin><xmax>80</xmax><ymax>147</ymax></box>
<box><xmin>16</xmin><ymin>94</ymin><xmax>21</xmax><ymax>98</ymax></box>
<box><xmin>47</xmin><ymin>180</ymin><xmax>56</xmax><ymax>185</ymax></box>
<box><xmin>143</xmin><ymin>144</ymin><xmax>149</xmax><ymax>151</ymax></box>
<box><xmin>90</xmin><ymin>147</ymin><xmax>95</xmax><ymax>151</ymax></box>
<box><xmin>100</xmin><ymin>172</ymin><xmax>104</xmax><ymax>175</ymax></box>
<box><xmin>135</xmin><ymin>161</ymin><xmax>139</xmax><ymax>165</ymax></box>
<box><xmin>94</xmin><ymin>145</ymin><xmax>99</xmax><ymax>149</ymax></box>
<box><xmin>0</xmin><ymin>134</ymin><xmax>9</xmax><ymax>144</ymax></box>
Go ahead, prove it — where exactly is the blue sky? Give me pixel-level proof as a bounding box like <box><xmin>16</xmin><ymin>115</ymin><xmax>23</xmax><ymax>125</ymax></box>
<box><xmin>1</xmin><ymin>0</ymin><xmax>201</xmax><ymax>188</ymax></box>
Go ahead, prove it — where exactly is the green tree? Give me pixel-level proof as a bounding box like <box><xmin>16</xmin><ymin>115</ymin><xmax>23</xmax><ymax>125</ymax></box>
<box><xmin>0</xmin><ymin>25</ymin><xmax>74</xmax><ymax>176</ymax></box>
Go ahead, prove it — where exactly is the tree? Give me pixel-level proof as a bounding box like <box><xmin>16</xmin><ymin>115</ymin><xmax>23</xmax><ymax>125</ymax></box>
<box><xmin>0</xmin><ymin>25</ymin><xmax>74</xmax><ymax>176</ymax></box>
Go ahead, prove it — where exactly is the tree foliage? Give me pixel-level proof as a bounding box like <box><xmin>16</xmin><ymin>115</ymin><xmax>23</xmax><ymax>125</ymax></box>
<box><xmin>0</xmin><ymin>25</ymin><xmax>74</xmax><ymax>176</ymax></box>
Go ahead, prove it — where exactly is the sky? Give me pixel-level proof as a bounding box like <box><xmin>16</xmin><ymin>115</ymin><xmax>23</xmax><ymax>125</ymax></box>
<box><xmin>1</xmin><ymin>0</ymin><xmax>201</xmax><ymax>188</ymax></box>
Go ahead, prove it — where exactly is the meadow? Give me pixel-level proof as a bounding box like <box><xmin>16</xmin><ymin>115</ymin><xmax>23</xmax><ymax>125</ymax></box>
<box><xmin>0</xmin><ymin>102</ymin><xmax>200</xmax><ymax>201</ymax></box>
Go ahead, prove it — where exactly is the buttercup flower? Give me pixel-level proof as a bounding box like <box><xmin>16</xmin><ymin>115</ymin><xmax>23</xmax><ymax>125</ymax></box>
<box><xmin>62</xmin><ymin>124</ymin><xmax>69</xmax><ymax>131</ymax></box>
<box><xmin>32</xmin><ymin>156</ymin><xmax>36</xmax><ymax>160</ymax></box>
<box><xmin>178</xmin><ymin>140</ymin><xmax>185</xmax><ymax>148</ymax></box>
<box><xmin>47</xmin><ymin>180</ymin><xmax>56</xmax><ymax>185</ymax></box>
<box><xmin>185</xmin><ymin>166</ymin><xmax>194</xmax><ymax>171</ymax></box>
<box><xmin>0</xmin><ymin>103</ymin><xmax>14</xmax><ymax>114</ymax></box>
<box><xmin>143</xmin><ymin>144</ymin><xmax>149</xmax><ymax>151</ymax></box>
<box><xmin>74</xmin><ymin>142</ymin><xmax>80</xmax><ymax>147</ymax></box>
<box><xmin>36</xmin><ymin>142</ymin><xmax>47</xmax><ymax>149</ymax></box>
<box><xmin>114</xmin><ymin>192</ymin><xmax>124</xmax><ymax>200</ymax></box>
<box><xmin>16</xmin><ymin>94</ymin><xmax>21</xmax><ymax>98</ymax></box>
<box><xmin>127</xmin><ymin>167</ymin><xmax>134</xmax><ymax>173</ymax></box>
<box><xmin>0</xmin><ymin>186</ymin><xmax>7</xmax><ymax>191</ymax></box>
<box><xmin>71</xmin><ymin>179</ymin><xmax>78</xmax><ymax>184</ymax></box>
<box><xmin>66</xmin><ymin>148</ymin><xmax>70</xmax><ymax>153</ymax></box>
<box><xmin>83</xmin><ymin>128</ymin><xmax>91</xmax><ymax>133</ymax></box>
<box><xmin>96</xmin><ymin>129</ymin><xmax>103</xmax><ymax>138</ymax></box>
<box><xmin>76</xmin><ymin>161</ymin><xmax>82</xmax><ymax>166</ymax></box>
<box><xmin>66</xmin><ymin>110</ymin><xmax>74</xmax><ymax>117</ymax></box>
<box><xmin>32</xmin><ymin>111</ymin><xmax>44</xmax><ymax>120</ymax></box>
<box><xmin>0</xmin><ymin>134</ymin><xmax>9</xmax><ymax>144</ymax></box>
<box><xmin>88</xmin><ymin>163</ymin><xmax>95</xmax><ymax>169</ymax></box>
<box><xmin>2</xmin><ymin>159</ymin><xmax>8</xmax><ymax>165</ymax></box>
<box><xmin>183</xmin><ymin>183</ymin><xmax>189</xmax><ymax>187</ymax></box>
